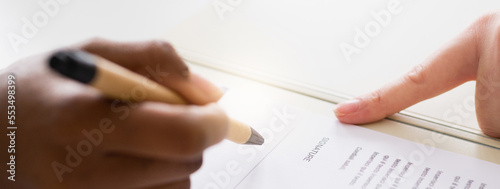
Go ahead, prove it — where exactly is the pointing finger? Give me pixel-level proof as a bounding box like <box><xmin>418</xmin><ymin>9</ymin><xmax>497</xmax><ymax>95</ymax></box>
<box><xmin>334</xmin><ymin>19</ymin><xmax>481</xmax><ymax>124</ymax></box>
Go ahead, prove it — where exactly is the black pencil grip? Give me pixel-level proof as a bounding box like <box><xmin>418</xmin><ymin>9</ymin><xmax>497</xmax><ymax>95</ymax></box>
<box><xmin>49</xmin><ymin>50</ymin><xmax>97</xmax><ymax>84</ymax></box>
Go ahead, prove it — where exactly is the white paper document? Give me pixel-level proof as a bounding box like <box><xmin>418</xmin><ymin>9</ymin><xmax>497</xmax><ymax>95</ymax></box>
<box><xmin>191</xmin><ymin>89</ymin><xmax>500</xmax><ymax>189</ymax></box>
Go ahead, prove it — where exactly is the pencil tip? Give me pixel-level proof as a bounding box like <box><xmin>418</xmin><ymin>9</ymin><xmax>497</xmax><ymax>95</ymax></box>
<box><xmin>245</xmin><ymin>127</ymin><xmax>265</xmax><ymax>145</ymax></box>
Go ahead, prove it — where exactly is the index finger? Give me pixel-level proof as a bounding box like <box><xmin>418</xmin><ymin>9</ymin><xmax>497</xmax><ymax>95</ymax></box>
<box><xmin>334</xmin><ymin>18</ymin><xmax>482</xmax><ymax>124</ymax></box>
<box><xmin>78</xmin><ymin>38</ymin><xmax>223</xmax><ymax>105</ymax></box>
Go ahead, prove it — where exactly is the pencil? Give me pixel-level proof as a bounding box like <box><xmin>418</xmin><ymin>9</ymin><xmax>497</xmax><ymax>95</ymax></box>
<box><xmin>48</xmin><ymin>50</ymin><xmax>264</xmax><ymax>145</ymax></box>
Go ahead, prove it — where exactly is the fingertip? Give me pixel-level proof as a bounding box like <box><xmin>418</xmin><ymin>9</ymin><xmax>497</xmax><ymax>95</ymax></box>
<box><xmin>333</xmin><ymin>97</ymin><xmax>388</xmax><ymax>124</ymax></box>
<box><xmin>173</xmin><ymin>74</ymin><xmax>224</xmax><ymax>105</ymax></box>
<box><xmin>333</xmin><ymin>100</ymin><xmax>362</xmax><ymax>124</ymax></box>
<box><xmin>483</xmin><ymin>130</ymin><xmax>500</xmax><ymax>139</ymax></box>
<box><xmin>334</xmin><ymin>111</ymin><xmax>364</xmax><ymax>124</ymax></box>
<box><xmin>190</xmin><ymin>74</ymin><xmax>224</xmax><ymax>101</ymax></box>
<box><xmin>334</xmin><ymin>99</ymin><xmax>361</xmax><ymax>117</ymax></box>
<box><xmin>477</xmin><ymin>115</ymin><xmax>500</xmax><ymax>139</ymax></box>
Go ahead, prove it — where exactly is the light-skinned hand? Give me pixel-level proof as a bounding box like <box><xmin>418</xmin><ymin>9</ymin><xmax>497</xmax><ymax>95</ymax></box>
<box><xmin>334</xmin><ymin>12</ymin><xmax>500</xmax><ymax>138</ymax></box>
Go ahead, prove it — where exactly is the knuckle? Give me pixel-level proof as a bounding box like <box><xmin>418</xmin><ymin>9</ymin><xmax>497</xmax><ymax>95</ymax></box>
<box><xmin>368</xmin><ymin>89</ymin><xmax>383</xmax><ymax>105</ymax></box>
<box><xmin>470</xmin><ymin>12</ymin><xmax>500</xmax><ymax>40</ymax></box>
<box><xmin>146</xmin><ymin>40</ymin><xmax>175</xmax><ymax>55</ymax></box>
<box><xmin>465</xmin><ymin>12</ymin><xmax>498</xmax><ymax>52</ymax></box>
<box><xmin>142</xmin><ymin>40</ymin><xmax>182</xmax><ymax>68</ymax></box>
<box><xmin>366</xmin><ymin>89</ymin><xmax>392</xmax><ymax>117</ymax></box>
<box><xmin>403</xmin><ymin>64</ymin><xmax>425</xmax><ymax>86</ymax></box>
<box><xmin>471</xmin><ymin>12</ymin><xmax>497</xmax><ymax>31</ymax></box>
<box><xmin>141</xmin><ymin>40</ymin><xmax>189</xmax><ymax>78</ymax></box>
<box><xmin>474</xmin><ymin>12</ymin><xmax>499</xmax><ymax>27</ymax></box>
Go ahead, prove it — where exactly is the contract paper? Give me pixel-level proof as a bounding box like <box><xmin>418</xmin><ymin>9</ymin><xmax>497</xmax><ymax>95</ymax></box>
<box><xmin>191</xmin><ymin>89</ymin><xmax>500</xmax><ymax>189</ymax></box>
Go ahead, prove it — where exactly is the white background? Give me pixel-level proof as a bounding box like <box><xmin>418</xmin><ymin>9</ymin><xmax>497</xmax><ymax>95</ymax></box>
<box><xmin>0</xmin><ymin>0</ymin><xmax>211</xmax><ymax>68</ymax></box>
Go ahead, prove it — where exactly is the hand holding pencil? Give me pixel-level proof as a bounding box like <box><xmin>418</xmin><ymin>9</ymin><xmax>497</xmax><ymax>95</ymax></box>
<box><xmin>48</xmin><ymin>49</ymin><xmax>264</xmax><ymax>145</ymax></box>
<box><xmin>0</xmin><ymin>39</ymin><xmax>257</xmax><ymax>188</ymax></box>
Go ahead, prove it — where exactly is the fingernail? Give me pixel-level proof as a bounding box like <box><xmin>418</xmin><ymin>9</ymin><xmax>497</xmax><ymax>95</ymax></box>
<box><xmin>333</xmin><ymin>99</ymin><xmax>360</xmax><ymax>117</ymax></box>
